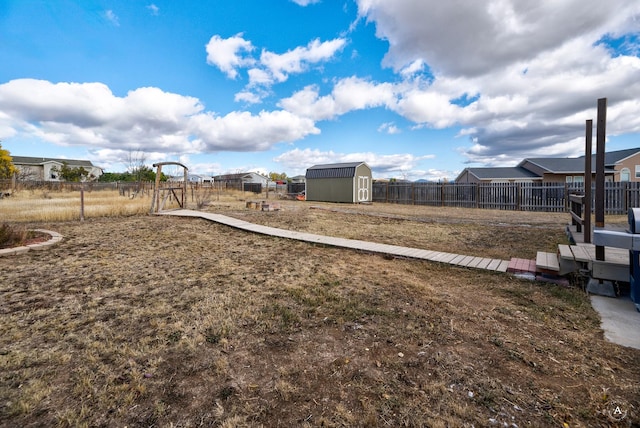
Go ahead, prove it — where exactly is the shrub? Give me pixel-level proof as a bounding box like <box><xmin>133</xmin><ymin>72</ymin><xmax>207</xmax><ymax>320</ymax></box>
<box><xmin>0</xmin><ymin>223</ymin><xmax>28</xmax><ymax>249</ymax></box>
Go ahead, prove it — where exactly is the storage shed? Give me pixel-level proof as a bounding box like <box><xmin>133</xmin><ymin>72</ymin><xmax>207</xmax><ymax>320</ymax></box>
<box><xmin>305</xmin><ymin>162</ymin><xmax>372</xmax><ymax>203</ymax></box>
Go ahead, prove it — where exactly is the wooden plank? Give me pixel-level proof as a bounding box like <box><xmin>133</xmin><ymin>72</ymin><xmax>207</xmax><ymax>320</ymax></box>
<box><xmin>458</xmin><ymin>255</ymin><xmax>476</xmax><ymax>267</ymax></box>
<box><xmin>570</xmin><ymin>245</ymin><xmax>593</xmax><ymax>262</ymax></box>
<box><xmin>536</xmin><ymin>251</ymin><xmax>559</xmax><ymax>272</ymax></box>
<box><xmin>592</xmin><ymin>260</ymin><xmax>629</xmax><ymax>282</ymax></box>
<box><xmin>496</xmin><ymin>260</ymin><xmax>510</xmax><ymax>272</ymax></box>
<box><xmin>475</xmin><ymin>258</ymin><xmax>493</xmax><ymax>269</ymax></box>
<box><xmin>558</xmin><ymin>244</ymin><xmax>573</xmax><ymax>259</ymax></box>
<box><xmin>428</xmin><ymin>252</ymin><xmax>448</xmax><ymax>262</ymax></box>
<box><xmin>450</xmin><ymin>254</ymin><xmax>467</xmax><ymax>265</ymax></box>
<box><xmin>436</xmin><ymin>253</ymin><xmax>458</xmax><ymax>263</ymax></box>
<box><xmin>467</xmin><ymin>257</ymin><xmax>486</xmax><ymax>268</ymax></box>
<box><xmin>486</xmin><ymin>259</ymin><xmax>502</xmax><ymax>270</ymax></box>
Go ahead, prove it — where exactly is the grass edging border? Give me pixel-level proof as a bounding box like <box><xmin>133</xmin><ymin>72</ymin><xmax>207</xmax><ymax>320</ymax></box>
<box><xmin>0</xmin><ymin>229</ymin><xmax>63</xmax><ymax>257</ymax></box>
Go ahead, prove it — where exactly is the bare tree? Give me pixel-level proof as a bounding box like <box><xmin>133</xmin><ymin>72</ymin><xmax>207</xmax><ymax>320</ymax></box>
<box><xmin>125</xmin><ymin>150</ymin><xmax>147</xmax><ymax>191</ymax></box>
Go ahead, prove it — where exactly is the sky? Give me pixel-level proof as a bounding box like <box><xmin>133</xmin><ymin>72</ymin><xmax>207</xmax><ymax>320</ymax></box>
<box><xmin>1</xmin><ymin>0</ymin><xmax>640</xmax><ymax>181</ymax></box>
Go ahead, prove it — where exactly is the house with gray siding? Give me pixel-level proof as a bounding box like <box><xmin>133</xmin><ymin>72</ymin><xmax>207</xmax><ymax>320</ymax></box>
<box><xmin>12</xmin><ymin>156</ymin><xmax>103</xmax><ymax>181</ymax></box>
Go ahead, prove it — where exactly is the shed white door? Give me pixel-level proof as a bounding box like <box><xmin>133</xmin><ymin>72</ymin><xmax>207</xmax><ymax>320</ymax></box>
<box><xmin>357</xmin><ymin>176</ymin><xmax>369</xmax><ymax>202</ymax></box>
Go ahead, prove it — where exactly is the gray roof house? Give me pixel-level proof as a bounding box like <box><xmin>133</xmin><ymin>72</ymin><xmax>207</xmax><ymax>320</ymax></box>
<box><xmin>212</xmin><ymin>172</ymin><xmax>268</xmax><ymax>185</ymax></box>
<box><xmin>12</xmin><ymin>156</ymin><xmax>103</xmax><ymax>181</ymax></box>
<box><xmin>456</xmin><ymin>148</ymin><xmax>640</xmax><ymax>184</ymax></box>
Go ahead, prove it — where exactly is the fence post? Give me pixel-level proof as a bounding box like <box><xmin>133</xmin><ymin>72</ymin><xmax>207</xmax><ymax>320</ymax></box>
<box><xmin>412</xmin><ymin>182</ymin><xmax>415</xmax><ymax>205</ymax></box>
<box><xmin>595</xmin><ymin>98</ymin><xmax>606</xmax><ymax>260</ymax></box>
<box><xmin>624</xmin><ymin>181</ymin><xmax>628</xmax><ymax>213</ymax></box>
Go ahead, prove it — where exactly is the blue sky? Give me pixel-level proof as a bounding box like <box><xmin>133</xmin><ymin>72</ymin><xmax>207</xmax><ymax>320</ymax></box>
<box><xmin>1</xmin><ymin>0</ymin><xmax>639</xmax><ymax>180</ymax></box>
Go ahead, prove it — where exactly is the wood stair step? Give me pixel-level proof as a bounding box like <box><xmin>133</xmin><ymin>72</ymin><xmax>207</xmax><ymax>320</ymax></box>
<box><xmin>536</xmin><ymin>251</ymin><xmax>559</xmax><ymax>273</ymax></box>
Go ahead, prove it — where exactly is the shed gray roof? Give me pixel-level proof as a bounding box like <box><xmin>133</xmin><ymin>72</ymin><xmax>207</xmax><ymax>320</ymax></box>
<box><xmin>306</xmin><ymin>162</ymin><xmax>368</xmax><ymax>179</ymax></box>
<box><xmin>465</xmin><ymin>167</ymin><xmax>540</xmax><ymax>180</ymax></box>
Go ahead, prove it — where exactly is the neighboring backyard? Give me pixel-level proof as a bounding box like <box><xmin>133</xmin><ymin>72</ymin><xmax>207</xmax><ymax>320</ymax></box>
<box><xmin>1</xmin><ymin>196</ymin><xmax>638</xmax><ymax>427</ymax></box>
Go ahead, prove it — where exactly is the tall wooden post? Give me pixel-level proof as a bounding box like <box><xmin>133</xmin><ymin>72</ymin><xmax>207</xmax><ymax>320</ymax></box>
<box><xmin>183</xmin><ymin>166</ymin><xmax>188</xmax><ymax>208</ymax></box>
<box><xmin>595</xmin><ymin>98</ymin><xmax>607</xmax><ymax>261</ymax></box>
<box><xmin>154</xmin><ymin>164</ymin><xmax>162</xmax><ymax>213</ymax></box>
<box><xmin>79</xmin><ymin>183</ymin><xmax>85</xmax><ymax>221</ymax></box>
<box><xmin>584</xmin><ymin>119</ymin><xmax>592</xmax><ymax>243</ymax></box>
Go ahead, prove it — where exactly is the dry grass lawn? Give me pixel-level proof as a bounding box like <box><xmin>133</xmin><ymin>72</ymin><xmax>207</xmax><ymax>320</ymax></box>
<box><xmin>1</xmin><ymin>193</ymin><xmax>639</xmax><ymax>427</ymax></box>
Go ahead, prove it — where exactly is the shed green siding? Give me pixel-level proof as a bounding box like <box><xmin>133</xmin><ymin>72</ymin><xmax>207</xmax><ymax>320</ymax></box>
<box><xmin>307</xmin><ymin>177</ymin><xmax>353</xmax><ymax>202</ymax></box>
<box><xmin>305</xmin><ymin>162</ymin><xmax>372</xmax><ymax>203</ymax></box>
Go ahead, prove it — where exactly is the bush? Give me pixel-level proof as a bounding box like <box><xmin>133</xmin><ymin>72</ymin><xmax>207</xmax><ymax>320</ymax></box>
<box><xmin>0</xmin><ymin>223</ymin><xmax>28</xmax><ymax>249</ymax></box>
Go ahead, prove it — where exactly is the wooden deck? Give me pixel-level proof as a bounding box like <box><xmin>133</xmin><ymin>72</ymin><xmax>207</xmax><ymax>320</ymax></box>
<box><xmin>554</xmin><ymin>224</ymin><xmax>631</xmax><ymax>282</ymax></box>
<box><xmin>159</xmin><ymin>209</ymin><xmax>511</xmax><ymax>273</ymax></box>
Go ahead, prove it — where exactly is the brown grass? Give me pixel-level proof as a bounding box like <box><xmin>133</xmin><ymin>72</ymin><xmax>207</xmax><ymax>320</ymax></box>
<box><xmin>0</xmin><ymin>198</ymin><xmax>639</xmax><ymax>427</ymax></box>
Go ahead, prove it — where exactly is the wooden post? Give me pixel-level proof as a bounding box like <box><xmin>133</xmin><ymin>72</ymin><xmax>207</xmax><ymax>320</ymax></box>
<box><xmin>154</xmin><ymin>164</ymin><xmax>162</xmax><ymax>213</ymax></box>
<box><xmin>595</xmin><ymin>98</ymin><xmax>607</xmax><ymax>261</ymax></box>
<box><xmin>79</xmin><ymin>183</ymin><xmax>85</xmax><ymax>221</ymax></box>
<box><xmin>183</xmin><ymin>167</ymin><xmax>188</xmax><ymax>208</ymax></box>
<box><xmin>584</xmin><ymin>119</ymin><xmax>592</xmax><ymax>243</ymax></box>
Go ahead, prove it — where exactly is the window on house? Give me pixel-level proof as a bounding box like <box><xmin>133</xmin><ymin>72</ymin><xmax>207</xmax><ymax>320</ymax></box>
<box><xmin>565</xmin><ymin>176</ymin><xmax>573</xmax><ymax>183</ymax></box>
<box><xmin>621</xmin><ymin>168</ymin><xmax>631</xmax><ymax>182</ymax></box>
<box><xmin>635</xmin><ymin>166</ymin><xmax>640</xmax><ymax>179</ymax></box>
<box><xmin>573</xmin><ymin>176</ymin><xmax>584</xmax><ymax>183</ymax></box>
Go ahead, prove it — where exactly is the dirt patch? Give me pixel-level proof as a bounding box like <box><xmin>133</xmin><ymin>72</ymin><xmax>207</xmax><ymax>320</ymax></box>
<box><xmin>1</xmin><ymin>203</ymin><xmax>638</xmax><ymax>427</ymax></box>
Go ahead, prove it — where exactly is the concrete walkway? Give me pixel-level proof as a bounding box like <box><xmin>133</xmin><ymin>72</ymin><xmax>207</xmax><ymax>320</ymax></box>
<box><xmin>591</xmin><ymin>295</ymin><xmax>640</xmax><ymax>350</ymax></box>
<box><xmin>159</xmin><ymin>209</ymin><xmax>640</xmax><ymax>350</ymax></box>
<box><xmin>159</xmin><ymin>209</ymin><xmax>511</xmax><ymax>272</ymax></box>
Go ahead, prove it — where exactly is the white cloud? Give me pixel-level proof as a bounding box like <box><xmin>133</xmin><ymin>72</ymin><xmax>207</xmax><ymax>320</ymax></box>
<box><xmin>290</xmin><ymin>0</ymin><xmax>320</xmax><ymax>5</ymax></box>
<box><xmin>280</xmin><ymin>77</ymin><xmax>397</xmax><ymax>120</ymax></box>
<box><xmin>104</xmin><ymin>10</ymin><xmax>119</xmax><ymax>26</ymax></box>
<box><xmin>378</xmin><ymin>122</ymin><xmax>401</xmax><ymax>134</ymax></box>
<box><xmin>348</xmin><ymin>0</ymin><xmax>640</xmax><ymax>166</ymax></box>
<box><xmin>357</xmin><ymin>0</ymin><xmax>637</xmax><ymax>77</ymax></box>
<box><xmin>273</xmin><ymin>147</ymin><xmax>434</xmax><ymax>178</ymax></box>
<box><xmin>234</xmin><ymin>90</ymin><xmax>263</xmax><ymax>105</ymax></box>
<box><xmin>0</xmin><ymin>79</ymin><xmax>320</xmax><ymax>155</ymax></box>
<box><xmin>147</xmin><ymin>4</ymin><xmax>159</xmax><ymax>15</ymax></box>
<box><xmin>205</xmin><ymin>34</ymin><xmax>255</xmax><ymax>79</ymax></box>
<box><xmin>259</xmin><ymin>38</ymin><xmax>346</xmax><ymax>84</ymax></box>
<box><xmin>205</xmin><ymin>34</ymin><xmax>346</xmax><ymax>103</ymax></box>
<box><xmin>188</xmin><ymin>110</ymin><xmax>319</xmax><ymax>152</ymax></box>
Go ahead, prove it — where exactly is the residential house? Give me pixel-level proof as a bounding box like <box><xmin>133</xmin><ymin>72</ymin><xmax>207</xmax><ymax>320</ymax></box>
<box><xmin>12</xmin><ymin>156</ymin><xmax>103</xmax><ymax>181</ymax></box>
<box><xmin>456</xmin><ymin>147</ymin><xmax>640</xmax><ymax>184</ymax></box>
<box><xmin>212</xmin><ymin>172</ymin><xmax>268</xmax><ymax>191</ymax></box>
<box><xmin>168</xmin><ymin>174</ymin><xmax>214</xmax><ymax>184</ymax></box>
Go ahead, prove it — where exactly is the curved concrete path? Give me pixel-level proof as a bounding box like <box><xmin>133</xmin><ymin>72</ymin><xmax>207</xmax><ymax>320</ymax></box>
<box><xmin>159</xmin><ymin>209</ymin><xmax>510</xmax><ymax>273</ymax></box>
<box><xmin>0</xmin><ymin>229</ymin><xmax>63</xmax><ymax>257</ymax></box>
